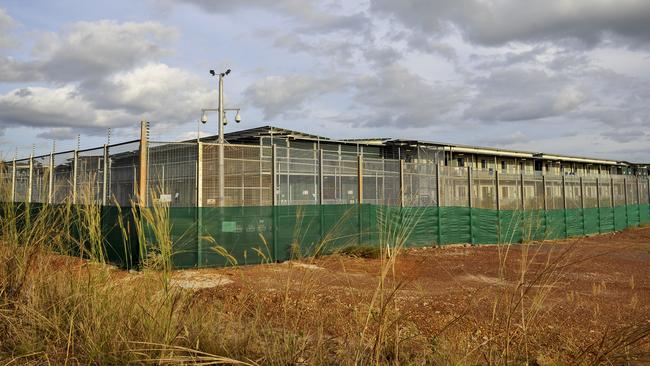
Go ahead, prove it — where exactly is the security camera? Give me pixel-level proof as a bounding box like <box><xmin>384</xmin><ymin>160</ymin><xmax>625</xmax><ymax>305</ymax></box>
<box><xmin>225</xmin><ymin>69</ymin><xmax>231</xmax><ymax>75</ymax></box>
<box><xmin>209</xmin><ymin>70</ymin><xmax>215</xmax><ymax>76</ymax></box>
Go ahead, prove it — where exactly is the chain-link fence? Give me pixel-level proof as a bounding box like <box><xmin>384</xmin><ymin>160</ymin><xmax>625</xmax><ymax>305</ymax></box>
<box><xmin>4</xmin><ymin>139</ymin><xmax>650</xmax><ymax>214</ymax></box>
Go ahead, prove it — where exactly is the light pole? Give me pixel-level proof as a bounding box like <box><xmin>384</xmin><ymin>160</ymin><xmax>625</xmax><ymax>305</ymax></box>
<box><xmin>201</xmin><ymin>69</ymin><xmax>241</xmax><ymax>206</ymax></box>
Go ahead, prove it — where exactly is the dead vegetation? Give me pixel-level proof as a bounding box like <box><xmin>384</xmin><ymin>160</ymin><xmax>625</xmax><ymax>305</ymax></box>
<box><xmin>1</xmin><ymin>168</ymin><xmax>649</xmax><ymax>365</ymax></box>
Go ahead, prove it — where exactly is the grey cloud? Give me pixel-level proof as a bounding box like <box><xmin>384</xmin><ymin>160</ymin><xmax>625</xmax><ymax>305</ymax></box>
<box><xmin>0</xmin><ymin>7</ymin><xmax>15</xmax><ymax>48</ymax></box>
<box><xmin>371</xmin><ymin>0</ymin><xmax>650</xmax><ymax>48</ymax></box>
<box><xmin>36</xmin><ymin>127</ymin><xmax>81</xmax><ymax>140</ymax></box>
<box><xmin>170</xmin><ymin>0</ymin><xmax>370</xmax><ymax>34</ymax></box>
<box><xmin>406</xmin><ymin>33</ymin><xmax>457</xmax><ymax>60</ymax></box>
<box><xmin>480</xmin><ymin>131</ymin><xmax>532</xmax><ymax>146</ymax></box>
<box><xmin>244</xmin><ymin>74</ymin><xmax>346</xmax><ymax>120</ymax></box>
<box><xmin>353</xmin><ymin>65</ymin><xmax>466</xmax><ymax>128</ymax></box>
<box><xmin>464</xmin><ymin>68</ymin><xmax>587</xmax><ymax>122</ymax></box>
<box><xmin>601</xmin><ymin>129</ymin><xmax>647</xmax><ymax>143</ymax></box>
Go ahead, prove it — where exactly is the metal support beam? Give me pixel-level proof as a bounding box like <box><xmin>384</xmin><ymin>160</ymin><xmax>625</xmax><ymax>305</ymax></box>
<box><xmin>468</xmin><ymin>167</ymin><xmax>473</xmax><ymax>208</ymax></box>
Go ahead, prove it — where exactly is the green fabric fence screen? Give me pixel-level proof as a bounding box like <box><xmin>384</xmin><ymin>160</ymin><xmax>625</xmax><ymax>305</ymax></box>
<box><xmin>3</xmin><ymin>202</ymin><xmax>649</xmax><ymax>269</ymax></box>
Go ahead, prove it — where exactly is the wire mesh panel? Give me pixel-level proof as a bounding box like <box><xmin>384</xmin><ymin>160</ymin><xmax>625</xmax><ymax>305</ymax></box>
<box><xmin>148</xmin><ymin>142</ymin><xmax>197</xmax><ymax>207</ymax></box>
<box><xmin>403</xmin><ymin>162</ymin><xmax>437</xmax><ymax>206</ymax></box>
<box><xmin>612</xmin><ymin>177</ymin><xmax>626</xmax><ymax>206</ymax></box>
<box><xmin>0</xmin><ymin>163</ymin><xmax>11</xmax><ymax>201</ymax></box>
<box><xmin>202</xmin><ymin>143</ymin><xmax>272</xmax><ymax>207</ymax></box>
<box><xmin>598</xmin><ymin>178</ymin><xmax>612</xmax><ymax>207</ymax></box>
<box><xmin>626</xmin><ymin>177</ymin><xmax>639</xmax><ymax>205</ymax></box>
<box><xmin>52</xmin><ymin>152</ymin><xmax>74</xmax><ymax>203</ymax></box>
<box><xmin>440</xmin><ymin>167</ymin><xmax>469</xmax><ymax>207</ymax></box>
<box><xmin>14</xmin><ymin>159</ymin><xmax>30</xmax><ymax>202</ymax></box>
<box><xmin>640</xmin><ymin>178</ymin><xmax>650</xmax><ymax>205</ymax></box>
<box><xmin>275</xmin><ymin>146</ymin><xmax>318</xmax><ymax>205</ymax></box>
<box><xmin>77</xmin><ymin>148</ymin><xmax>105</xmax><ymax>204</ymax></box>
<box><xmin>498</xmin><ymin>173</ymin><xmax>521</xmax><ymax>210</ymax></box>
<box><xmin>362</xmin><ymin>158</ymin><xmax>400</xmax><ymax>205</ymax></box>
<box><xmin>544</xmin><ymin>176</ymin><xmax>563</xmax><ymax>209</ymax></box>
<box><xmin>564</xmin><ymin>177</ymin><xmax>581</xmax><ymax>209</ymax></box>
<box><xmin>583</xmin><ymin>177</ymin><xmax>598</xmax><ymax>208</ymax></box>
<box><xmin>322</xmin><ymin>150</ymin><xmax>358</xmax><ymax>204</ymax></box>
<box><xmin>524</xmin><ymin>175</ymin><xmax>544</xmax><ymax>210</ymax></box>
<box><xmin>31</xmin><ymin>155</ymin><xmax>50</xmax><ymax>203</ymax></box>
<box><xmin>107</xmin><ymin>141</ymin><xmax>140</xmax><ymax>207</ymax></box>
<box><xmin>472</xmin><ymin>170</ymin><xmax>496</xmax><ymax>209</ymax></box>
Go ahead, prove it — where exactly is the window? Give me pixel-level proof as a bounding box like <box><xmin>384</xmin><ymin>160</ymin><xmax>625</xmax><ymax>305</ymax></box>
<box><xmin>457</xmin><ymin>158</ymin><xmax>464</xmax><ymax>167</ymax></box>
<box><xmin>501</xmin><ymin>160</ymin><xmax>506</xmax><ymax>171</ymax></box>
<box><xmin>481</xmin><ymin>159</ymin><xmax>487</xmax><ymax>169</ymax></box>
<box><xmin>519</xmin><ymin>161</ymin><xmax>525</xmax><ymax>172</ymax></box>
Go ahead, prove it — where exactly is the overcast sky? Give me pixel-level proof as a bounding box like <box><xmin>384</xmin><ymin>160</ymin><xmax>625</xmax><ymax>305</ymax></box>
<box><xmin>1</xmin><ymin>0</ymin><xmax>649</xmax><ymax>161</ymax></box>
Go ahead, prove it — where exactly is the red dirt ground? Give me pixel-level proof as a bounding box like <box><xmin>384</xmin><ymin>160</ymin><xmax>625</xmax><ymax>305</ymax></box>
<box><xmin>181</xmin><ymin>225</ymin><xmax>650</xmax><ymax>363</ymax></box>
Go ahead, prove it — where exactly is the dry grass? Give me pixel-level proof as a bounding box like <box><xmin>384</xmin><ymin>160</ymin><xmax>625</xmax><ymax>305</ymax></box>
<box><xmin>1</xmin><ymin>166</ymin><xmax>649</xmax><ymax>365</ymax></box>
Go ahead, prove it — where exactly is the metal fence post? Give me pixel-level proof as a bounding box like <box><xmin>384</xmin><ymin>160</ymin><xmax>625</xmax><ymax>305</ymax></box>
<box><xmin>272</xmin><ymin>144</ymin><xmax>277</xmax><ymax>206</ymax></box>
<box><xmin>27</xmin><ymin>153</ymin><xmax>33</xmax><ymax>204</ymax></box>
<box><xmin>562</xmin><ymin>175</ymin><xmax>568</xmax><ymax>238</ymax></box>
<box><xmin>197</xmin><ymin>142</ymin><xmax>203</xmax><ymax>266</ymax></box>
<box><xmin>318</xmin><ymin>149</ymin><xmax>324</xmax><ymax>206</ymax></box>
<box><xmin>520</xmin><ymin>173</ymin><xmax>525</xmax><ymax>210</ymax></box>
<box><xmin>495</xmin><ymin>170</ymin><xmax>501</xmax><ymax>242</ymax></box>
<box><xmin>623</xmin><ymin>177</ymin><xmax>630</xmax><ymax>227</ymax></box>
<box><xmin>72</xmin><ymin>150</ymin><xmax>78</xmax><ymax>204</ymax></box>
<box><xmin>542</xmin><ymin>175</ymin><xmax>547</xmax><ymax>210</ymax></box>
<box><xmin>48</xmin><ymin>151</ymin><xmax>54</xmax><ymax>204</ymax></box>
<box><xmin>579</xmin><ymin>177</ymin><xmax>586</xmax><ymax>235</ymax></box>
<box><xmin>436</xmin><ymin>164</ymin><xmax>442</xmax><ymax>245</ymax></box>
<box><xmin>357</xmin><ymin>154</ymin><xmax>363</xmax><ymax>245</ymax></box>
<box><xmin>468</xmin><ymin>167</ymin><xmax>474</xmax><ymax>244</ymax></box>
<box><xmin>611</xmin><ymin>177</ymin><xmax>615</xmax><ymax>228</ymax></box>
<box><xmin>637</xmin><ymin>177</ymin><xmax>642</xmax><ymax>226</ymax></box>
<box><xmin>271</xmin><ymin>144</ymin><xmax>277</xmax><ymax>261</ymax></box>
<box><xmin>102</xmin><ymin>145</ymin><xmax>108</xmax><ymax>206</ymax></box>
<box><xmin>138</xmin><ymin>121</ymin><xmax>149</xmax><ymax>207</ymax></box>
<box><xmin>596</xmin><ymin>177</ymin><xmax>601</xmax><ymax>233</ymax></box>
<box><xmin>399</xmin><ymin>159</ymin><xmax>405</xmax><ymax>208</ymax></box>
<box><xmin>11</xmin><ymin>157</ymin><xmax>16</xmax><ymax>203</ymax></box>
<box><xmin>318</xmin><ymin>149</ymin><xmax>324</xmax><ymax>246</ymax></box>
<box><xmin>357</xmin><ymin>154</ymin><xmax>364</xmax><ymax>205</ymax></box>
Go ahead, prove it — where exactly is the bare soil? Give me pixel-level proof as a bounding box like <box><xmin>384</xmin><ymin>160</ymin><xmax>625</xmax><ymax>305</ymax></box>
<box><xmin>179</xmin><ymin>225</ymin><xmax>650</xmax><ymax>362</ymax></box>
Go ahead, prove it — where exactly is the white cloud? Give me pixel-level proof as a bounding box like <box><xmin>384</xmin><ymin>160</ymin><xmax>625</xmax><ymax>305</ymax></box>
<box><xmin>0</xmin><ymin>19</ymin><xmax>177</xmax><ymax>83</ymax></box>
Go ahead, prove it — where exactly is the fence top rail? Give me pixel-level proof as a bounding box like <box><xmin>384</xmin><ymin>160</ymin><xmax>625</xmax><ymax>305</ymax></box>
<box><xmin>107</xmin><ymin>140</ymin><xmax>141</xmax><ymax>149</ymax></box>
<box><xmin>149</xmin><ymin>141</ymin><xmax>200</xmax><ymax>146</ymax></box>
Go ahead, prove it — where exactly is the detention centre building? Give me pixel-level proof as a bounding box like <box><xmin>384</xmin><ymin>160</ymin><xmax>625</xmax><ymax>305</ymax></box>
<box><xmin>2</xmin><ymin>124</ymin><xmax>649</xmax><ymax>268</ymax></box>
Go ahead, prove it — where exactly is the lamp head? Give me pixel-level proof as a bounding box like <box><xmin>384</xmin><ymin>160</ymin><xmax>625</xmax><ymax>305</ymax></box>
<box><xmin>234</xmin><ymin>110</ymin><xmax>241</xmax><ymax>123</ymax></box>
<box><xmin>201</xmin><ymin>112</ymin><xmax>208</xmax><ymax>124</ymax></box>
